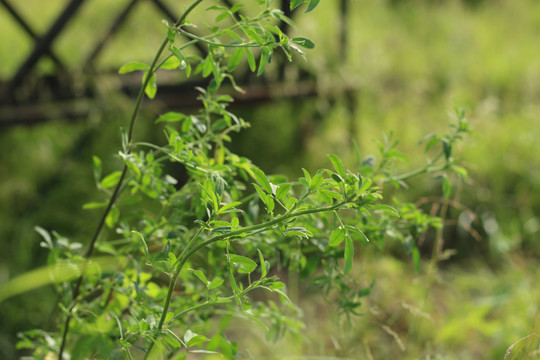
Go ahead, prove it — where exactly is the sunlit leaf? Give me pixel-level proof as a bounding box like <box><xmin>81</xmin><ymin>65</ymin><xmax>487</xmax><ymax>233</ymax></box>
<box><xmin>229</xmin><ymin>254</ymin><xmax>257</xmax><ymax>274</ymax></box>
<box><xmin>118</xmin><ymin>61</ymin><xmax>149</xmax><ymax>74</ymax></box>
<box><xmin>329</xmin><ymin>227</ymin><xmax>345</xmax><ymax>247</ymax></box>
<box><xmin>292</xmin><ymin>37</ymin><xmax>315</xmax><ymax>49</ymax></box>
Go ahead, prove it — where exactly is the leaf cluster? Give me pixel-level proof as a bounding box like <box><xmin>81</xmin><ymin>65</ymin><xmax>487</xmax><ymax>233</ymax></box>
<box><xmin>1</xmin><ymin>1</ymin><xmax>471</xmax><ymax>359</ymax></box>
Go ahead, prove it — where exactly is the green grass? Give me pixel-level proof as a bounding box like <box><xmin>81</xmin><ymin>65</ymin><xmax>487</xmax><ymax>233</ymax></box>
<box><xmin>231</xmin><ymin>253</ymin><xmax>540</xmax><ymax>359</ymax></box>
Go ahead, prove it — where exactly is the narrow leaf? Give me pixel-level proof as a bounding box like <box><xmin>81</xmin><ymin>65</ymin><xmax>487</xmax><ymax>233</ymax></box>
<box><xmin>329</xmin><ymin>227</ymin><xmax>345</xmax><ymax>247</ymax></box>
<box><xmin>229</xmin><ymin>254</ymin><xmax>257</xmax><ymax>274</ymax></box>
<box><xmin>301</xmin><ymin>168</ymin><xmax>312</xmax><ymax>186</ymax></box>
<box><xmin>156</xmin><ymin>112</ymin><xmax>186</xmax><ymax>123</ymax></box>
<box><xmin>82</xmin><ymin>202</ymin><xmax>107</xmax><ymax>210</ymax></box>
<box><xmin>442</xmin><ymin>176</ymin><xmax>452</xmax><ymax>199</ymax></box>
<box><xmin>292</xmin><ymin>37</ymin><xmax>315</xmax><ymax>49</ymax></box>
<box><xmin>276</xmin><ymin>183</ymin><xmax>292</xmax><ymax>201</ymax></box>
<box><xmin>143</xmin><ymin>71</ymin><xmax>157</xmax><ymax>99</ymax></box>
<box><xmin>160</xmin><ymin>56</ymin><xmax>182</xmax><ymax>70</ymax></box>
<box><xmin>118</xmin><ymin>61</ymin><xmax>149</xmax><ymax>74</ymax></box>
<box><xmin>290</xmin><ymin>0</ymin><xmax>305</xmax><ymax>11</ymax></box>
<box><xmin>344</xmin><ymin>235</ymin><xmax>354</xmax><ymax>274</ymax></box>
<box><xmin>257</xmin><ymin>47</ymin><xmax>270</xmax><ymax>77</ymax></box>
<box><xmin>218</xmin><ymin>201</ymin><xmax>242</xmax><ymax>214</ymax></box>
<box><xmin>371</xmin><ymin>204</ymin><xmax>400</xmax><ymax>217</ymax></box>
<box><xmin>328</xmin><ymin>154</ymin><xmax>346</xmax><ymax>178</ymax></box>
<box><xmin>306</xmin><ymin>0</ymin><xmax>320</xmax><ymax>12</ymax></box>
<box><xmin>203</xmin><ymin>55</ymin><xmax>214</xmax><ymax>78</ymax></box>
<box><xmin>189</xmin><ymin>269</ymin><xmax>209</xmax><ymax>285</ymax></box>
<box><xmin>208</xmin><ymin>278</ymin><xmax>224</xmax><ymax>290</ymax></box>
<box><xmin>227</xmin><ymin>47</ymin><xmax>244</xmax><ymax>72</ymax></box>
<box><xmin>258</xmin><ymin>249</ymin><xmax>267</xmax><ymax>278</ymax></box>
<box><xmin>132</xmin><ymin>231</ymin><xmax>148</xmax><ymax>264</ymax></box>
<box><xmin>252</xmin><ymin>168</ymin><xmax>272</xmax><ymax>193</ymax></box>
<box><xmin>101</xmin><ymin>171</ymin><xmax>122</xmax><ymax>188</ymax></box>
<box><xmin>245</xmin><ymin>48</ymin><xmax>256</xmax><ymax>72</ymax></box>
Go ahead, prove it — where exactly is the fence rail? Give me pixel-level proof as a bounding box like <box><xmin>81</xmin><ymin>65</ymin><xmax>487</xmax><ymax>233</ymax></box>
<box><xmin>0</xmin><ymin>0</ymin><xmax>349</xmax><ymax>127</ymax></box>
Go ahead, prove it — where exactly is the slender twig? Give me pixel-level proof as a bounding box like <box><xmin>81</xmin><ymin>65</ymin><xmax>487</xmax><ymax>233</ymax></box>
<box><xmin>57</xmin><ymin>1</ymin><xmax>205</xmax><ymax>358</ymax></box>
<box><xmin>146</xmin><ymin>199</ymin><xmax>349</xmax><ymax>357</ymax></box>
<box><xmin>178</xmin><ymin>28</ymin><xmax>273</xmax><ymax>48</ymax></box>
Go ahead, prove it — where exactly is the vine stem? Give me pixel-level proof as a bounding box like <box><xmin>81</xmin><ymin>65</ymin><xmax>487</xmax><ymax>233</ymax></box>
<box><xmin>57</xmin><ymin>1</ymin><xmax>204</xmax><ymax>358</ymax></box>
<box><xmin>145</xmin><ymin>199</ymin><xmax>348</xmax><ymax>358</ymax></box>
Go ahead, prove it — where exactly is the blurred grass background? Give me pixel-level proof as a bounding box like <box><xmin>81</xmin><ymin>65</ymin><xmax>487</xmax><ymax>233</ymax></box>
<box><xmin>1</xmin><ymin>0</ymin><xmax>540</xmax><ymax>358</ymax></box>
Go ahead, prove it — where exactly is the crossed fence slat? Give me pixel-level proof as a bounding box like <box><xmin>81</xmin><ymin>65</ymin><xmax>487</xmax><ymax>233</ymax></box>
<box><xmin>0</xmin><ymin>0</ymin><xmax>350</xmax><ymax>126</ymax></box>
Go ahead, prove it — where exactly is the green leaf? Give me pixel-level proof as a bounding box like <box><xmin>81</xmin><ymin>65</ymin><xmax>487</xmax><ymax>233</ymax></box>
<box><xmin>452</xmin><ymin>165</ymin><xmax>468</xmax><ymax>178</ymax></box>
<box><xmin>253</xmin><ymin>183</ymin><xmax>268</xmax><ymax>205</ymax></box>
<box><xmin>167</xmin><ymin>26</ymin><xmax>175</xmax><ymax>43</ymax></box>
<box><xmin>203</xmin><ymin>55</ymin><xmax>214</xmax><ymax>78</ymax></box>
<box><xmin>318</xmin><ymin>190</ymin><xmax>332</xmax><ymax>205</ymax></box>
<box><xmin>442</xmin><ymin>140</ymin><xmax>452</xmax><ymax>160</ymax></box>
<box><xmin>208</xmin><ymin>277</ymin><xmax>224</xmax><ymax>290</ymax></box>
<box><xmin>285</xmin><ymin>227</ymin><xmax>313</xmax><ymax>238</ymax></box>
<box><xmin>276</xmin><ymin>183</ymin><xmax>292</xmax><ymax>201</ymax></box>
<box><xmin>132</xmin><ymin>231</ymin><xmax>149</xmax><ymax>264</ymax></box>
<box><xmin>118</xmin><ymin>61</ymin><xmax>149</xmax><ymax>74</ymax></box>
<box><xmin>301</xmin><ymin>168</ymin><xmax>312</xmax><ymax>186</ymax></box>
<box><xmin>229</xmin><ymin>254</ymin><xmax>257</xmax><ymax>274</ymax></box>
<box><xmin>245</xmin><ymin>48</ymin><xmax>256</xmax><ymax>72</ymax></box>
<box><xmin>371</xmin><ymin>204</ymin><xmax>400</xmax><ymax>217</ymax></box>
<box><xmin>35</xmin><ymin>226</ymin><xmax>53</xmax><ymax>249</ymax></box>
<box><xmin>105</xmin><ymin>206</ymin><xmax>119</xmax><ymax>228</ymax></box>
<box><xmin>101</xmin><ymin>171</ymin><xmax>122</xmax><ymax>188</ymax></box>
<box><xmin>92</xmin><ymin>155</ymin><xmax>102</xmax><ymax>184</ymax></box>
<box><xmin>344</xmin><ymin>235</ymin><xmax>354</xmax><ymax>274</ymax></box>
<box><xmin>306</xmin><ymin>0</ymin><xmax>320</xmax><ymax>12</ymax></box>
<box><xmin>328</xmin><ymin>154</ymin><xmax>346</xmax><ymax>178</ymax></box>
<box><xmin>184</xmin><ymin>330</ymin><xmax>209</xmax><ymax>347</ymax></box>
<box><xmin>82</xmin><ymin>201</ymin><xmax>107</xmax><ymax>210</ymax></box>
<box><xmin>228</xmin><ymin>267</ymin><xmax>239</xmax><ymax>293</ymax></box>
<box><xmin>218</xmin><ymin>201</ymin><xmax>242</xmax><ymax>214</ymax></box>
<box><xmin>329</xmin><ymin>227</ymin><xmax>345</xmax><ymax>247</ymax></box>
<box><xmin>227</xmin><ymin>47</ymin><xmax>244</xmax><ymax>72</ymax></box>
<box><xmin>346</xmin><ymin>225</ymin><xmax>369</xmax><ymax>243</ymax></box>
<box><xmin>257</xmin><ymin>47</ymin><xmax>270</xmax><ymax>77</ymax></box>
<box><xmin>442</xmin><ymin>176</ymin><xmax>452</xmax><ymax>199</ymax></box>
<box><xmin>292</xmin><ymin>37</ymin><xmax>315</xmax><ymax>49</ymax></box>
<box><xmin>258</xmin><ymin>249</ymin><xmax>267</xmax><ymax>278</ymax></box>
<box><xmin>358</xmin><ymin>177</ymin><xmax>372</xmax><ymax>194</ymax></box>
<box><xmin>169</xmin><ymin>45</ymin><xmax>191</xmax><ymax>77</ymax></box>
<box><xmin>252</xmin><ymin>168</ymin><xmax>272</xmax><ymax>193</ymax></box>
<box><xmin>319</xmin><ymin>189</ymin><xmax>342</xmax><ymax>200</ymax></box>
<box><xmin>189</xmin><ymin>269</ymin><xmax>209</xmax><ymax>285</ymax></box>
<box><xmin>143</xmin><ymin>71</ymin><xmax>157</xmax><ymax>99</ymax></box>
<box><xmin>156</xmin><ymin>112</ymin><xmax>186</xmax><ymax>123</ymax></box>
<box><xmin>290</xmin><ymin>0</ymin><xmax>305</xmax><ymax>11</ymax></box>
<box><xmin>231</xmin><ymin>217</ymin><xmax>239</xmax><ymax>230</ymax></box>
<box><xmin>223</xmin><ymin>29</ymin><xmax>243</xmax><ymax>42</ymax></box>
<box><xmin>212</xmin><ymin>226</ymin><xmax>232</xmax><ymax>233</ymax></box>
<box><xmin>215</xmin><ymin>12</ymin><xmax>230</xmax><ymax>23</ymax></box>
<box><xmin>265</xmin><ymin>196</ymin><xmax>275</xmax><ymax>213</ymax></box>
<box><xmin>161</xmin><ymin>56</ymin><xmax>182</xmax><ymax>70</ymax></box>
<box><xmin>311</xmin><ymin>173</ymin><xmax>324</xmax><ymax>189</ymax></box>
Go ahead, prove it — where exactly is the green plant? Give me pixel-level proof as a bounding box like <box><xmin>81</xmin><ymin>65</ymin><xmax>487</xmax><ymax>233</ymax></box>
<box><xmin>0</xmin><ymin>1</ymin><xmax>470</xmax><ymax>359</ymax></box>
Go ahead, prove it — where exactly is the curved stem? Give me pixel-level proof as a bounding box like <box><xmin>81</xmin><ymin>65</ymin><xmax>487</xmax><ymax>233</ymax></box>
<box><xmin>58</xmin><ymin>1</ymin><xmax>205</xmax><ymax>358</ymax></box>
<box><xmin>146</xmin><ymin>199</ymin><xmax>348</xmax><ymax>357</ymax></box>
<box><xmin>178</xmin><ymin>28</ymin><xmax>272</xmax><ymax>48</ymax></box>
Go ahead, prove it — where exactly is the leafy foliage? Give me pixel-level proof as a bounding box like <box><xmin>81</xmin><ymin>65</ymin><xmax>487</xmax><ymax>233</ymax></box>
<box><xmin>0</xmin><ymin>1</ymin><xmax>471</xmax><ymax>359</ymax></box>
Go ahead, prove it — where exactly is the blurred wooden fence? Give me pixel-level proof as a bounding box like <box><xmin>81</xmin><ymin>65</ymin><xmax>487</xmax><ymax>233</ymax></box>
<box><xmin>0</xmin><ymin>0</ymin><xmax>350</xmax><ymax>127</ymax></box>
